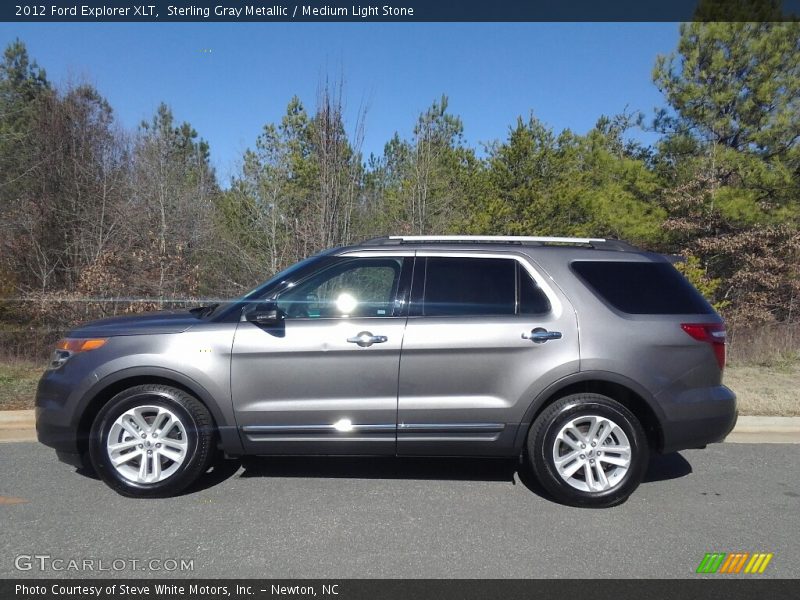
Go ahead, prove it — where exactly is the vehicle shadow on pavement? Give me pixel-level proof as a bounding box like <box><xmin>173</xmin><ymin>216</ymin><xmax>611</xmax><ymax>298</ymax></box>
<box><xmin>238</xmin><ymin>456</ymin><xmax>520</xmax><ymax>482</ymax></box>
<box><xmin>642</xmin><ymin>452</ymin><xmax>693</xmax><ymax>483</ymax></box>
<box><xmin>184</xmin><ymin>452</ymin><xmax>693</xmax><ymax>499</ymax></box>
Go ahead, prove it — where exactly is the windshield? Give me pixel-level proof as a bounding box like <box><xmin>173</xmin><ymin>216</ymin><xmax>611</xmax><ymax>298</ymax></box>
<box><xmin>239</xmin><ymin>254</ymin><xmax>324</xmax><ymax>302</ymax></box>
<box><xmin>205</xmin><ymin>254</ymin><xmax>327</xmax><ymax>320</ymax></box>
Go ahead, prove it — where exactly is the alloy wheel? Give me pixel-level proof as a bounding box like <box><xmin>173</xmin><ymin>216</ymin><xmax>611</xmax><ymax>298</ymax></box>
<box><xmin>106</xmin><ymin>404</ymin><xmax>188</xmax><ymax>484</ymax></box>
<box><xmin>551</xmin><ymin>414</ymin><xmax>632</xmax><ymax>492</ymax></box>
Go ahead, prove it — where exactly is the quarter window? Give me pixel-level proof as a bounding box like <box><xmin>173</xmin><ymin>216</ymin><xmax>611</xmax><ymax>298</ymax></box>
<box><xmin>570</xmin><ymin>260</ymin><xmax>714</xmax><ymax>315</ymax></box>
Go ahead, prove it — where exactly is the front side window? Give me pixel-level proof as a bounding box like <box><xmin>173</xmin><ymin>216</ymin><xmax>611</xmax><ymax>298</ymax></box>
<box><xmin>276</xmin><ymin>257</ymin><xmax>403</xmax><ymax>319</ymax></box>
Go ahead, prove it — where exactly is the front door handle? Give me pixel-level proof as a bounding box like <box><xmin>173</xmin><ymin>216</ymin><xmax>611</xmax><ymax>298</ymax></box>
<box><xmin>347</xmin><ymin>331</ymin><xmax>388</xmax><ymax>348</ymax></box>
<box><xmin>522</xmin><ymin>327</ymin><xmax>562</xmax><ymax>343</ymax></box>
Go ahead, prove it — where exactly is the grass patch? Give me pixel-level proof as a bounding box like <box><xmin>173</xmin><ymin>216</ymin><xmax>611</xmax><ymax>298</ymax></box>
<box><xmin>724</xmin><ymin>363</ymin><xmax>800</xmax><ymax>416</ymax></box>
<box><xmin>0</xmin><ymin>358</ymin><xmax>45</xmax><ymax>410</ymax></box>
<box><xmin>727</xmin><ymin>323</ymin><xmax>800</xmax><ymax>368</ymax></box>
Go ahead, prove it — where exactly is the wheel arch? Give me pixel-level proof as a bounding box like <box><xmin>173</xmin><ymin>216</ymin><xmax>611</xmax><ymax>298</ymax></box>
<box><xmin>76</xmin><ymin>367</ymin><xmax>243</xmax><ymax>457</ymax></box>
<box><xmin>515</xmin><ymin>371</ymin><xmax>665</xmax><ymax>453</ymax></box>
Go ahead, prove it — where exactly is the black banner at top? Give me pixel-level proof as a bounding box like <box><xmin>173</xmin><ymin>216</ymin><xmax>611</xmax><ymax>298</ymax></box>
<box><xmin>2</xmin><ymin>0</ymin><xmax>800</xmax><ymax>23</ymax></box>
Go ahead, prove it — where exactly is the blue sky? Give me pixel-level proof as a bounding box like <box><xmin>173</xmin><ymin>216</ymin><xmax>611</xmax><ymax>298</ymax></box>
<box><xmin>1</xmin><ymin>23</ymin><xmax>679</xmax><ymax>182</ymax></box>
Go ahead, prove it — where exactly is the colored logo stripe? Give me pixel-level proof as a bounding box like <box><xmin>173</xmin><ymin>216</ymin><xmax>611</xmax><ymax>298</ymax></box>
<box><xmin>697</xmin><ymin>552</ymin><xmax>773</xmax><ymax>574</ymax></box>
<box><xmin>697</xmin><ymin>553</ymin><xmax>726</xmax><ymax>573</ymax></box>
<box><xmin>745</xmin><ymin>553</ymin><xmax>773</xmax><ymax>574</ymax></box>
<box><xmin>719</xmin><ymin>553</ymin><xmax>749</xmax><ymax>573</ymax></box>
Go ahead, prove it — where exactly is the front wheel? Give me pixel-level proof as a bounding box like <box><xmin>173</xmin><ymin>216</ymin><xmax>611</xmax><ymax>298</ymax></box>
<box><xmin>89</xmin><ymin>384</ymin><xmax>215</xmax><ymax>497</ymax></box>
<box><xmin>526</xmin><ymin>393</ymin><xmax>649</xmax><ymax>508</ymax></box>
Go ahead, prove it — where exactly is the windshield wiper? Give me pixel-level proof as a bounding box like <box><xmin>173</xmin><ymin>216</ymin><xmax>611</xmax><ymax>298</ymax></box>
<box><xmin>189</xmin><ymin>303</ymin><xmax>219</xmax><ymax>318</ymax></box>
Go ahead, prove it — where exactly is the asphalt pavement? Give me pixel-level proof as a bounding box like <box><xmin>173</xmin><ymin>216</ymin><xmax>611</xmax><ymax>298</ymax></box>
<box><xmin>1</xmin><ymin>442</ymin><xmax>798</xmax><ymax>578</ymax></box>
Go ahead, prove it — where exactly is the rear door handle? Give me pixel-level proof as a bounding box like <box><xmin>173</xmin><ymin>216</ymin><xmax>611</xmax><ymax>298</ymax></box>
<box><xmin>347</xmin><ymin>331</ymin><xmax>388</xmax><ymax>347</ymax></box>
<box><xmin>522</xmin><ymin>327</ymin><xmax>562</xmax><ymax>343</ymax></box>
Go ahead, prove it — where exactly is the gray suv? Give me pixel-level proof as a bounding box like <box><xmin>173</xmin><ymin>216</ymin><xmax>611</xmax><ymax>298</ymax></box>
<box><xmin>36</xmin><ymin>236</ymin><xmax>737</xmax><ymax>507</ymax></box>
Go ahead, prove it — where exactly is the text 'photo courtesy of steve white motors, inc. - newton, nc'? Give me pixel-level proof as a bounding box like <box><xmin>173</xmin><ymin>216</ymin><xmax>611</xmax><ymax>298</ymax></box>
<box><xmin>14</xmin><ymin>583</ymin><xmax>334</xmax><ymax>597</ymax></box>
<box><xmin>37</xmin><ymin>4</ymin><xmax>416</xmax><ymax>18</ymax></box>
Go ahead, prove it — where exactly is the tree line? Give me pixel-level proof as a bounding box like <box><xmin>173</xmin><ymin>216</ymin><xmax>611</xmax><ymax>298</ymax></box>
<box><xmin>1</xmin><ymin>19</ymin><xmax>798</xmax><ymax>354</ymax></box>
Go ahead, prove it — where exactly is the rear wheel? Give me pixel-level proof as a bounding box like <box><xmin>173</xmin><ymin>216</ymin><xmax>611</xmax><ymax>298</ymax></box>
<box><xmin>89</xmin><ymin>384</ymin><xmax>215</xmax><ymax>497</ymax></box>
<box><xmin>526</xmin><ymin>393</ymin><xmax>648</xmax><ymax>507</ymax></box>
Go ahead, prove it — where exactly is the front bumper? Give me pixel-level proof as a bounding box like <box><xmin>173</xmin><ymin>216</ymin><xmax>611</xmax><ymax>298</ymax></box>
<box><xmin>37</xmin><ymin>412</ymin><xmax>89</xmax><ymax>470</ymax></box>
<box><xmin>657</xmin><ymin>385</ymin><xmax>737</xmax><ymax>453</ymax></box>
<box><xmin>35</xmin><ymin>365</ymin><xmax>96</xmax><ymax>469</ymax></box>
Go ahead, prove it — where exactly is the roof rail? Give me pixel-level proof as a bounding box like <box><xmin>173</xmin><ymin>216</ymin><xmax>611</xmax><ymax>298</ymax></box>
<box><xmin>359</xmin><ymin>235</ymin><xmax>639</xmax><ymax>251</ymax></box>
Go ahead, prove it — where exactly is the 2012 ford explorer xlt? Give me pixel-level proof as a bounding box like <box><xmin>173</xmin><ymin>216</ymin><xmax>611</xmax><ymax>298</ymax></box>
<box><xmin>36</xmin><ymin>236</ymin><xmax>737</xmax><ymax>507</ymax></box>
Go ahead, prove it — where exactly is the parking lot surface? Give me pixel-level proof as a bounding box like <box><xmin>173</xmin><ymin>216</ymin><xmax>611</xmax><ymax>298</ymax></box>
<box><xmin>1</xmin><ymin>442</ymin><xmax>797</xmax><ymax>578</ymax></box>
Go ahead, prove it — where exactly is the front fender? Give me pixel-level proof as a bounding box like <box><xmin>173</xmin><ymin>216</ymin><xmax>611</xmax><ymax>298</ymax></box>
<box><xmin>79</xmin><ymin>365</ymin><xmax>243</xmax><ymax>455</ymax></box>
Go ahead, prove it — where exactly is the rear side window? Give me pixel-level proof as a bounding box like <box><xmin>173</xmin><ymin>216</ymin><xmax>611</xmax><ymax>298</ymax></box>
<box><xmin>421</xmin><ymin>257</ymin><xmax>550</xmax><ymax>317</ymax></box>
<box><xmin>571</xmin><ymin>261</ymin><xmax>713</xmax><ymax>315</ymax></box>
<box><xmin>424</xmin><ymin>257</ymin><xmax>515</xmax><ymax>316</ymax></box>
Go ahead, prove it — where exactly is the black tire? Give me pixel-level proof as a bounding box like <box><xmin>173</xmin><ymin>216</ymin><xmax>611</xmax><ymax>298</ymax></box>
<box><xmin>89</xmin><ymin>384</ymin><xmax>215</xmax><ymax>498</ymax></box>
<box><xmin>526</xmin><ymin>393</ymin><xmax>649</xmax><ymax>508</ymax></box>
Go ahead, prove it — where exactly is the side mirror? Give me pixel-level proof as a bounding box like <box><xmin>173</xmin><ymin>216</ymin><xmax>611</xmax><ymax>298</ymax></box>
<box><xmin>244</xmin><ymin>302</ymin><xmax>285</xmax><ymax>326</ymax></box>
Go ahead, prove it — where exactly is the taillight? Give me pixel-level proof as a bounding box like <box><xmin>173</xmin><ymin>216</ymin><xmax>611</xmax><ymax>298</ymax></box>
<box><xmin>681</xmin><ymin>323</ymin><xmax>726</xmax><ymax>370</ymax></box>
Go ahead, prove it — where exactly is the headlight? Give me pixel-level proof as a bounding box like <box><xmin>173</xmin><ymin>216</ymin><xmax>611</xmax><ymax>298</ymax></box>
<box><xmin>47</xmin><ymin>338</ymin><xmax>108</xmax><ymax>370</ymax></box>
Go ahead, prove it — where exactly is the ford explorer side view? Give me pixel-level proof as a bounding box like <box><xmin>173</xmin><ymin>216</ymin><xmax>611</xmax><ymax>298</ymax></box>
<box><xmin>36</xmin><ymin>236</ymin><xmax>737</xmax><ymax>507</ymax></box>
